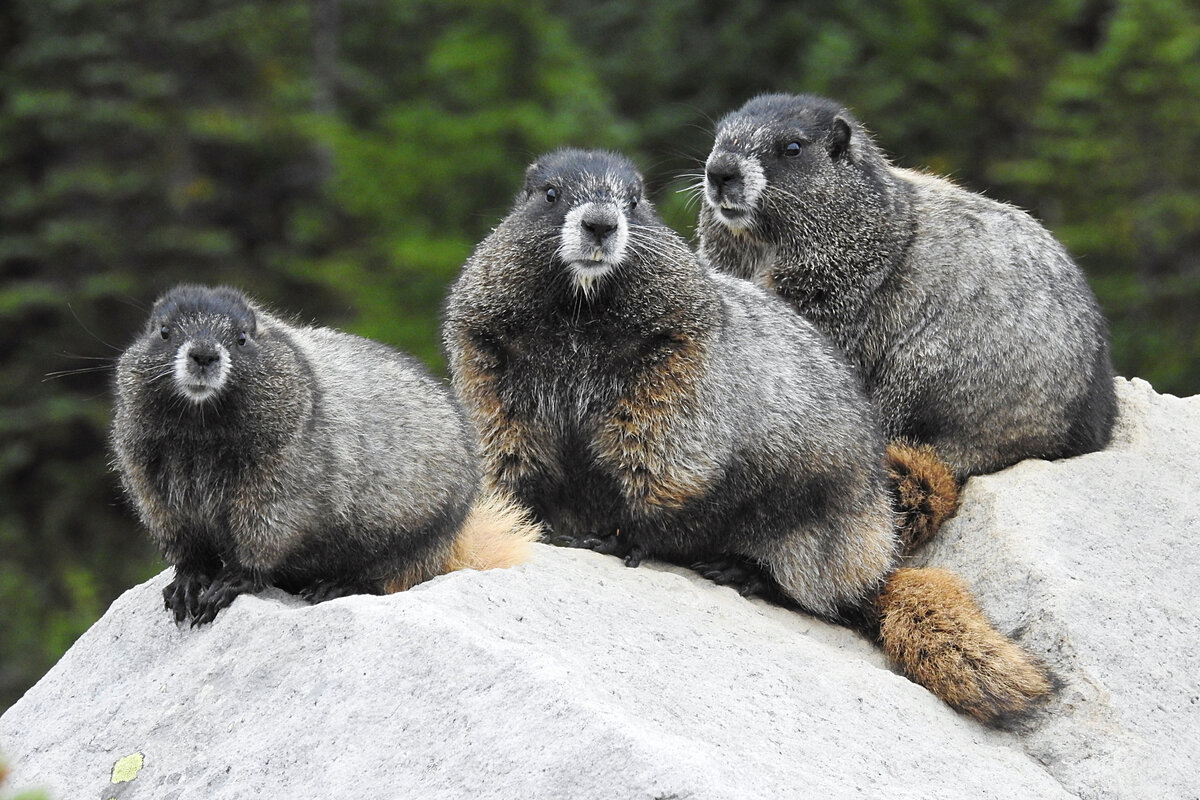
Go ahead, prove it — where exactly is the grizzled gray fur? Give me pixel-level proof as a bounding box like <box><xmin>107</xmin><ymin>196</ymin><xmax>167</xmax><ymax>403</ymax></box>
<box><xmin>443</xmin><ymin>149</ymin><xmax>897</xmax><ymax>620</ymax></box>
<box><xmin>112</xmin><ymin>285</ymin><xmax>478</xmax><ymax>624</ymax></box>
<box><xmin>699</xmin><ymin>93</ymin><xmax>1116</xmax><ymax>479</ymax></box>
<box><xmin>444</xmin><ymin>150</ymin><xmax>1057</xmax><ymax>725</ymax></box>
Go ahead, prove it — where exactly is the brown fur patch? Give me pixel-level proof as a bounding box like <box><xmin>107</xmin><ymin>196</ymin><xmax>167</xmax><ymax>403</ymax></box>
<box><xmin>593</xmin><ymin>333</ymin><xmax>713</xmax><ymax>511</ymax></box>
<box><xmin>453</xmin><ymin>334</ymin><xmax>559</xmax><ymax>492</ymax></box>
<box><xmin>876</xmin><ymin>567</ymin><xmax>1053</xmax><ymax>725</ymax></box>
<box><xmin>885</xmin><ymin>441</ymin><xmax>960</xmax><ymax>554</ymax></box>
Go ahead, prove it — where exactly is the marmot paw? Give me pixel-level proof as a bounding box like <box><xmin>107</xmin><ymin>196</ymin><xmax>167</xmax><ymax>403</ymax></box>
<box><xmin>300</xmin><ymin>579</ymin><xmax>370</xmax><ymax>604</ymax></box>
<box><xmin>692</xmin><ymin>554</ymin><xmax>775</xmax><ymax>598</ymax></box>
<box><xmin>163</xmin><ymin>569</ymin><xmax>212</xmax><ymax>624</ymax></box>
<box><xmin>191</xmin><ymin>567</ymin><xmax>265</xmax><ymax>626</ymax></box>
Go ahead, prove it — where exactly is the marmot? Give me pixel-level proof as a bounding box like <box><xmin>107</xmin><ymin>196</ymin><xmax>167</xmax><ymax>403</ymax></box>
<box><xmin>112</xmin><ymin>285</ymin><xmax>539</xmax><ymax>626</ymax></box>
<box><xmin>443</xmin><ymin>149</ymin><xmax>1051</xmax><ymax>724</ymax></box>
<box><xmin>699</xmin><ymin>93</ymin><xmax>1117</xmax><ymax>480</ymax></box>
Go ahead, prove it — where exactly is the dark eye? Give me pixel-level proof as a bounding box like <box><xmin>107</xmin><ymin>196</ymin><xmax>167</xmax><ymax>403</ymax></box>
<box><xmin>159</xmin><ymin>325</ymin><xmax>170</xmax><ymax>340</ymax></box>
<box><xmin>629</xmin><ymin>196</ymin><xmax>639</xmax><ymax>210</ymax></box>
<box><xmin>784</xmin><ymin>142</ymin><xmax>802</xmax><ymax>158</ymax></box>
<box><xmin>545</xmin><ymin>187</ymin><xmax>558</xmax><ymax>203</ymax></box>
<box><xmin>236</xmin><ymin>331</ymin><xmax>248</xmax><ymax>346</ymax></box>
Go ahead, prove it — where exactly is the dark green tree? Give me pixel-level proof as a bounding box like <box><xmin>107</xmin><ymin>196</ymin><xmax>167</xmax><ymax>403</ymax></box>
<box><xmin>1003</xmin><ymin>0</ymin><xmax>1200</xmax><ymax>391</ymax></box>
<box><xmin>552</xmin><ymin>0</ymin><xmax>1200</xmax><ymax>394</ymax></box>
<box><xmin>3</xmin><ymin>0</ymin><xmax>1197</xmax><ymax>715</ymax></box>
<box><xmin>0</xmin><ymin>0</ymin><xmax>625</xmax><ymax>711</ymax></box>
<box><xmin>0</xmin><ymin>0</ymin><xmax>332</xmax><ymax>710</ymax></box>
<box><xmin>287</xmin><ymin>0</ymin><xmax>631</xmax><ymax>366</ymax></box>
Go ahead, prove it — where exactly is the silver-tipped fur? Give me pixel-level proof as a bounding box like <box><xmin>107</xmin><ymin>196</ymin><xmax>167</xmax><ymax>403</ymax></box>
<box><xmin>698</xmin><ymin>93</ymin><xmax>1116</xmax><ymax>479</ymax></box>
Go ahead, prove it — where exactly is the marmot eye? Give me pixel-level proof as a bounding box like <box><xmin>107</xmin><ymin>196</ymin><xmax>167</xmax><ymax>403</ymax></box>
<box><xmin>545</xmin><ymin>187</ymin><xmax>558</xmax><ymax>203</ymax></box>
<box><xmin>159</xmin><ymin>325</ymin><xmax>170</xmax><ymax>340</ymax></box>
<box><xmin>236</xmin><ymin>331</ymin><xmax>248</xmax><ymax>346</ymax></box>
<box><xmin>785</xmin><ymin>142</ymin><xmax>803</xmax><ymax>158</ymax></box>
<box><xmin>629</xmin><ymin>196</ymin><xmax>639</xmax><ymax>210</ymax></box>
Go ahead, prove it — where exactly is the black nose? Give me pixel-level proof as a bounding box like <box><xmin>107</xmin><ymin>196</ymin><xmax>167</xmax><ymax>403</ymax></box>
<box><xmin>582</xmin><ymin>218</ymin><xmax>617</xmax><ymax>241</ymax></box>
<box><xmin>706</xmin><ymin>153</ymin><xmax>742</xmax><ymax>191</ymax></box>
<box><xmin>189</xmin><ymin>347</ymin><xmax>220</xmax><ymax>368</ymax></box>
<box><xmin>706</xmin><ymin>166</ymin><xmax>741</xmax><ymax>191</ymax></box>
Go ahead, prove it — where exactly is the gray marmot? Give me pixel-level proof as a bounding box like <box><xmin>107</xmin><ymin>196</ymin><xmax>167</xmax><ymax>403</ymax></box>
<box><xmin>699</xmin><ymin>93</ymin><xmax>1117</xmax><ymax>480</ymax></box>
<box><xmin>443</xmin><ymin>149</ymin><xmax>1051</xmax><ymax>724</ymax></box>
<box><xmin>112</xmin><ymin>285</ymin><xmax>539</xmax><ymax>626</ymax></box>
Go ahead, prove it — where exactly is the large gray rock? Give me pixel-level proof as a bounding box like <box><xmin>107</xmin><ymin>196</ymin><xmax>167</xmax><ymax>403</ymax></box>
<box><xmin>916</xmin><ymin>377</ymin><xmax>1200</xmax><ymax>799</ymax></box>
<box><xmin>1</xmin><ymin>378</ymin><xmax>1196</xmax><ymax>799</ymax></box>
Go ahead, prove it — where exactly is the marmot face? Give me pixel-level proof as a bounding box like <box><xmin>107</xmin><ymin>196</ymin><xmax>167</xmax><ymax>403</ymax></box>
<box><xmin>133</xmin><ymin>285</ymin><xmax>262</xmax><ymax>407</ymax></box>
<box><xmin>518</xmin><ymin>149</ymin><xmax>652</xmax><ymax>297</ymax></box>
<box><xmin>703</xmin><ymin>93</ymin><xmax>859</xmax><ymax>237</ymax></box>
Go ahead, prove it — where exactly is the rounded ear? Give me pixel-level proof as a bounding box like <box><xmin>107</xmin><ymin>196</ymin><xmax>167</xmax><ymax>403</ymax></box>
<box><xmin>522</xmin><ymin>162</ymin><xmax>542</xmax><ymax>194</ymax></box>
<box><xmin>828</xmin><ymin>116</ymin><xmax>852</xmax><ymax>162</ymax></box>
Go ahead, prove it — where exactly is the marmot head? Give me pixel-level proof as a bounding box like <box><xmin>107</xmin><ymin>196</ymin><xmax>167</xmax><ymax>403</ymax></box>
<box><xmin>703</xmin><ymin>93</ymin><xmax>876</xmax><ymax>236</ymax></box>
<box><xmin>137</xmin><ymin>284</ymin><xmax>261</xmax><ymax>406</ymax></box>
<box><xmin>516</xmin><ymin>149</ymin><xmax>657</xmax><ymax>298</ymax></box>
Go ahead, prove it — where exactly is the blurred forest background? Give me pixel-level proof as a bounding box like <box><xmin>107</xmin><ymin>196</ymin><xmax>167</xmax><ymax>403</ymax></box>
<box><xmin>1</xmin><ymin>0</ymin><xmax>1198</xmax><ymax>713</ymax></box>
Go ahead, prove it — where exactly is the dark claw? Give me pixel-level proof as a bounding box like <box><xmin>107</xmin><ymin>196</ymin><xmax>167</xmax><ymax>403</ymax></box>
<box><xmin>548</xmin><ymin>532</ymin><xmax>588</xmax><ymax>548</ymax></box>
<box><xmin>191</xmin><ymin>568</ymin><xmax>264</xmax><ymax>626</ymax></box>
<box><xmin>300</xmin><ymin>579</ymin><xmax>368</xmax><ymax>604</ymax></box>
<box><xmin>546</xmin><ymin>528</ymin><xmax>646</xmax><ymax>564</ymax></box>
<box><xmin>737</xmin><ymin>575</ymin><xmax>771</xmax><ymax>597</ymax></box>
<box><xmin>580</xmin><ymin>534</ymin><xmax>625</xmax><ymax>556</ymax></box>
<box><xmin>692</xmin><ymin>555</ymin><xmax>777</xmax><ymax>599</ymax></box>
<box><xmin>163</xmin><ymin>570</ymin><xmax>211</xmax><ymax>624</ymax></box>
<box><xmin>550</xmin><ymin>530</ymin><xmax>624</xmax><ymax>554</ymax></box>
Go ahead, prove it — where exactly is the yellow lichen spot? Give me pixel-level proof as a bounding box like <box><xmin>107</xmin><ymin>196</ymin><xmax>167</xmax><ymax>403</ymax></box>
<box><xmin>110</xmin><ymin>752</ymin><xmax>144</xmax><ymax>783</ymax></box>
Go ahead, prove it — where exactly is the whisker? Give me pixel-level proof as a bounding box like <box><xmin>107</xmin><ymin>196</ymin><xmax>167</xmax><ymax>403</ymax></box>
<box><xmin>67</xmin><ymin>302</ymin><xmax>125</xmax><ymax>354</ymax></box>
<box><xmin>43</xmin><ymin>365</ymin><xmax>117</xmax><ymax>382</ymax></box>
<box><xmin>145</xmin><ymin>366</ymin><xmax>176</xmax><ymax>386</ymax></box>
<box><xmin>58</xmin><ymin>352</ymin><xmax>118</xmax><ymax>362</ymax></box>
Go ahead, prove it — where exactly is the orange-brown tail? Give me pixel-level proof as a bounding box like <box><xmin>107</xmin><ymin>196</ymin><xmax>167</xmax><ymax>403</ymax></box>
<box><xmin>444</xmin><ymin>490</ymin><xmax>542</xmax><ymax>572</ymax></box>
<box><xmin>885</xmin><ymin>441</ymin><xmax>960</xmax><ymax>554</ymax></box>
<box><xmin>383</xmin><ymin>492</ymin><xmax>541</xmax><ymax>594</ymax></box>
<box><xmin>875</xmin><ymin>566</ymin><xmax>1053</xmax><ymax>725</ymax></box>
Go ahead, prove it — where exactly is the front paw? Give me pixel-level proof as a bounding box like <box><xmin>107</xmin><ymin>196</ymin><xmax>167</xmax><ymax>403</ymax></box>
<box><xmin>692</xmin><ymin>554</ymin><xmax>776</xmax><ymax>598</ymax></box>
<box><xmin>548</xmin><ymin>529</ymin><xmax>617</xmax><ymax>552</ymax></box>
<box><xmin>622</xmin><ymin>544</ymin><xmax>648</xmax><ymax>568</ymax></box>
<box><xmin>191</xmin><ymin>567</ymin><xmax>266</xmax><ymax>626</ymax></box>
<box><xmin>163</xmin><ymin>569</ymin><xmax>212</xmax><ymax>623</ymax></box>
<box><xmin>299</xmin><ymin>579</ymin><xmax>373</xmax><ymax>604</ymax></box>
<box><xmin>548</xmin><ymin>528</ymin><xmax>646</xmax><ymax>565</ymax></box>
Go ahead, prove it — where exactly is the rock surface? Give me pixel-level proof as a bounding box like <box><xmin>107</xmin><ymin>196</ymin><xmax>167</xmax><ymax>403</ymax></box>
<box><xmin>1</xmin><ymin>378</ymin><xmax>1197</xmax><ymax>799</ymax></box>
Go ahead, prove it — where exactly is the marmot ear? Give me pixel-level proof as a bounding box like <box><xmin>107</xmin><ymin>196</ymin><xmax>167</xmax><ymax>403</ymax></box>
<box><xmin>829</xmin><ymin>116</ymin><xmax>852</xmax><ymax>162</ymax></box>
<box><xmin>522</xmin><ymin>162</ymin><xmax>542</xmax><ymax>194</ymax></box>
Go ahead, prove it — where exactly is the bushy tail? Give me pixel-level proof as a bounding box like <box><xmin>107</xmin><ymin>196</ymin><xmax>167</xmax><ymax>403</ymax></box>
<box><xmin>382</xmin><ymin>492</ymin><xmax>540</xmax><ymax>594</ymax></box>
<box><xmin>444</xmin><ymin>490</ymin><xmax>542</xmax><ymax>572</ymax></box>
<box><xmin>875</xmin><ymin>567</ymin><xmax>1053</xmax><ymax>725</ymax></box>
<box><xmin>885</xmin><ymin>441</ymin><xmax>960</xmax><ymax>554</ymax></box>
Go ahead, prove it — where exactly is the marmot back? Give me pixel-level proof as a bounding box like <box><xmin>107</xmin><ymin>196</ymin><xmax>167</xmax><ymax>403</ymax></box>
<box><xmin>699</xmin><ymin>93</ymin><xmax>1117</xmax><ymax>479</ymax></box>
<box><xmin>112</xmin><ymin>285</ymin><xmax>537</xmax><ymax>625</ymax></box>
<box><xmin>444</xmin><ymin>149</ymin><xmax>1051</xmax><ymax>724</ymax></box>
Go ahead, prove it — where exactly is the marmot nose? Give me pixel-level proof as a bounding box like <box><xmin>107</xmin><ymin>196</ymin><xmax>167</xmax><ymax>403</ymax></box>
<box><xmin>189</xmin><ymin>346</ymin><xmax>220</xmax><ymax>368</ymax></box>
<box><xmin>706</xmin><ymin>166</ymin><xmax>740</xmax><ymax>191</ymax></box>
<box><xmin>582</xmin><ymin>215</ymin><xmax>617</xmax><ymax>243</ymax></box>
<box><xmin>706</xmin><ymin>152</ymin><xmax>742</xmax><ymax>192</ymax></box>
